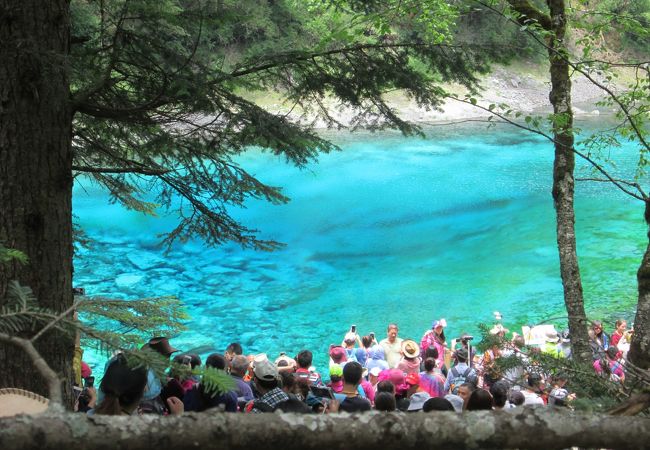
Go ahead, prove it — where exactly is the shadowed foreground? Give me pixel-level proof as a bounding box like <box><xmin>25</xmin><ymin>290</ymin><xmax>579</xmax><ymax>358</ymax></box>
<box><xmin>1</xmin><ymin>408</ymin><xmax>649</xmax><ymax>450</ymax></box>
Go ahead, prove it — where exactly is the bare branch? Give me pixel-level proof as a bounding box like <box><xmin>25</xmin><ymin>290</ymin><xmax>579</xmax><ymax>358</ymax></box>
<box><xmin>30</xmin><ymin>300</ymin><xmax>81</xmax><ymax>344</ymax></box>
<box><xmin>72</xmin><ymin>165</ymin><xmax>170</xmax><ymax>175</ymax></box>
<box><xmin>0</xmin><ymin>333</ymin><xmax>62</xmax><ymax>406</ymax></box>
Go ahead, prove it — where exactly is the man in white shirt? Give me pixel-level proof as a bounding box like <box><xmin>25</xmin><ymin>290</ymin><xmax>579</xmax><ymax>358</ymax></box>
<box><xmin>379</xmin><ymin>323</ymin><xmax>403</xmax><ymax>369</ymax></box>
<box><xmin>522</xmin><ymin>373</ymin><xmax>545</xmax><ymax>406</ymax></box>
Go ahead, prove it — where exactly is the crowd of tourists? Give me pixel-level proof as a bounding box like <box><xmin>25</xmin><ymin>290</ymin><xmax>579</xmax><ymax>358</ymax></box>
<box><xmin>72</xmin><ymin>317</ymin><xmax>633</xmax><ymax>416</ymax></box>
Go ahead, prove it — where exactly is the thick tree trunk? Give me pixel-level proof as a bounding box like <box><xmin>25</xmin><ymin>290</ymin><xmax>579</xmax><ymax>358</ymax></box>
<box><xmin>1</xmin><ymin>409</ymin><xmax>649</xmax><ymax>450</ymax></box>
<box><xmin>629</xmin><ymin>202</ymin><xmax>650</xmax><ymax>369</ymax></box>
<box><xmin>546</xmin><ymin>0</ymin><xmax>591</xmax><ymax>364</ymax></box>
<box><xmin>0</xmin><ymin>0</ymin><xmax>74</xmax><ymax>400</ymax></box>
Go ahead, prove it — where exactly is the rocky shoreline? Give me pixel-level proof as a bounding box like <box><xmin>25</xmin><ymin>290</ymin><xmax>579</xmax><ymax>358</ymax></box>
<box><xmin>271</xmin><ymin>64</ymin><xmax>621</xmax><ymax>128</ymax></box>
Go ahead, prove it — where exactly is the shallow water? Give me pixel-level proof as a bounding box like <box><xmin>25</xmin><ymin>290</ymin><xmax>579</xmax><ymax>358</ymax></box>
<box><xmin>73</xmin><ymin>120</ymin><xmax>648</xmax><ymax>370</ymax></box>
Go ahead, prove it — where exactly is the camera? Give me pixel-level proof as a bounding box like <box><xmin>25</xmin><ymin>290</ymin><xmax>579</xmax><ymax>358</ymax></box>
<box><xmin>84</xmin><ymin>376</ymin><xmax>94</xmax><ymax>388</ymax></box>
<box><xmin>459</xmin><ymin>335</ymin><xmax>474</xmax><ymax>341</ymax></box>
<box><xmin>350</xmin><ymin>325</ymin><xmax>356</xmax><ymax>333</ymax></box>
<box><xmin>369</xmin><ymin>331</ymin><xmax>375</xmax><ymax>339</ymax></box>
<box><xmin>182</xmin><ymin>355</ymin><xmax>192</xmax><ymax>366</ymax></box>
<box><xmin>72</xmin><ymin>287</ymin><xmax>86</xmax><ymax>295</ymax></box>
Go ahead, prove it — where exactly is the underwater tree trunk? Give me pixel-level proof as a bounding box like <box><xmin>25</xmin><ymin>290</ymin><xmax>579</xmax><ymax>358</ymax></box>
<box><xmin>0</xmin><ymin>0</ymin><xmax>74</xmax><ymax>401</ymax></box>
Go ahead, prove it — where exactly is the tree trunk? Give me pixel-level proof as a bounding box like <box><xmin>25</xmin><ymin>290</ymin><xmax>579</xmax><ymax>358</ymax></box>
<box><xmin>0</xmin><ymin>0</ymin><xmax>73</xmax><ymax>401</ymax></box>
<box><xmin>628</xmin><ymin>201</ymin><xmax>650</xmax><ymax>369</ymax></box>
<box><xmin>1</xmin><ymin>409</ymin><xmax>649</xmax><ymax>450</ymax></box>
<box><xmin>546</xmin><ymin>0</ymin><xmax>592</xmax><ymax>364</ymax></box>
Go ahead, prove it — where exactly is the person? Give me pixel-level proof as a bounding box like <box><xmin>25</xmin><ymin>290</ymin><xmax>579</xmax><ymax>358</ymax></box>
<box><xmin>275</xmin><ymin>353</ymin><xmax>297</xmax><ymax>373</ymax></box>
<box><xmin>509</xmin><ymin>390</ymin><xmax>525</xmax><ymax>407</ymax></box>
<box><xmin>230</xmin><ymin>355</ymin><xmax>254</xmax><ymax>403</ymax></box>
<box><xmin>379</xmin><ymin>324</ymin><xmax>403</xmax><ymax>369</ymax></box>
<box><xmin>419</xmin><ymin>357</ymin><xmax>446</xmax><ymax>398</ymax></box>
<box><xmin>444</xmin><ymin>394</ymin><xmax>464</xmax><ymax>413</ymax></box>
<box><xmin>329</xmin><ymin>346</ymin><xmax>348</xmax><ymax>367</ymax></box>
<box><xmin>480</xmin><ymin>341</ymin><xmax>503</xmax><ymax>388</ymax></box>
<box><xmin>397</xmin><ymin>339</ymin><xmax>421</xmax><ymax>375</ymax></box>
<box><xmin>275</xmin><ymin>397</ymin><xmax>312</xmax><ymax>414</ymax></box>
<box><xmin>502</xmin><ymin>335</ymin><xmax>528</xmax><ymax>387</ymax></box>
<box><xmin>542</xmin><ymin>331</ymin><xmax>563</xmax><ymax>358</ymax></box>
<box><xmin>170</xmin><ymin>353</ymin><xmax>198</xmax><ymax>392</ymax></box>
<box><xmin>423</xmin><ymin>397</ymin><xmax>455</xmax><ymax>412</ymax></box>
<box><xmin>368</xmin><ymin>366</ymin><xmax>382</xmax><ymax>389</ymax></box>
<box><xmin>591</xmin><ymin>321</ymin><xmax>610</xmax><ymax>353</ymax></box>
<box><xmin>354</xmin><ymin>335</ymin><xmax>375</xmax><ymax>367</ymax></box>
<box><xmin>456</xmin><ymin>382</ymin><xmax>476</xmax><ymax>411</ymax></box>
<box><xmin>366</xmin><ymin>345</ymin><xmax>389</xmax><ymax>373</ymax></box>
<box><xmin>225</xmin><ymin>342</ymin><xmax>243</xmax><ymax>364</ymax></box>
<box><xmin>183</xmin><ymin>353</ymin><xmax>238</xmax><ymax>412</ymax></box>
<box><xmin>374</xmin><ymin>391</ymin><xmax>397</xmax><ymax>412</ymax></box>
<box><xmin>522</xmin><ymin>373</ymin><xmax>545</xmax><ymax>406</ymax></box>
<box><xmin>294</xmin><ymin>350</ymin><xmax>322</xmax><ymax>386</ymax></box>
<box><xmin>419</xmin><ymin>319</ymin><xmax>447</xmax><ymax>369</ymax></box>
<box><xmin>94</xmin><ymin>354</ymin><xmax>183</xmax><ymax>416</ymax></box>
<box><xmin>341</xmin><ymin>329</ymin><xmax>361</xmax><ymax>362</ymax></box>
<box><xmin>593</xmin><ymin>346</ymin><xmax>625</xmax><ymax>383</ymax></box>
<box><xmin>489</xmin><ymin>380</ymin><xmax>510</xmax><ymax>410</ymax></box>
<box><xmin>328</xmin><ymin>364</ymin><xmax>344</xmax><ymax>393</ymax></box>
<box><xmin>548</xmin><ymin>373</ymin><xmax>575</xmax><ymax>407</ymax></box>
<box><xmin>444</xmin><ymin>348</ymin><xmax>478</xmax><ymax>395</ymax></box>
<box><xmin>139</xmin><ymin>336</ymin><xmax>181</xmax><ymax>415</ymax></box>
<box><xmin>465</xmin><ymin>388</ymin><xmax>493</xmax><ymax>411</ymax></box>
<box><xmin>405</xmin><ymin>373</ymin><xmax>431</xmax><ymax>412</ymax></box>
<box><xmin>333</xmin><ymin>362</ymin><xmax>372</xmax><ymax>413</ymax></box>
<box><xmin>245</xmin><ymin>354</ymin><xmax>289</xmax><ymax>413</ymax></box>
<box><xmin>610</xmin><ymin>320</ymin><xmax>627</xmax><ymax>347</ymax></box>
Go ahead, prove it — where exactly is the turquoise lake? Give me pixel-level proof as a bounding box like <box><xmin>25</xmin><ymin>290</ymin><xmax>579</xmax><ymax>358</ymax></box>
<box><xmin>73</xmin><ymin>120</ymin><xmax>648</xmax><ymax>370</ymax></box>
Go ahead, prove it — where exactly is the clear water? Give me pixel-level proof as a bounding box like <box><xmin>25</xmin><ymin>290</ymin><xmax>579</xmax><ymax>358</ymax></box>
<box><xmin>73</xmin><ymin>121</ymin><xmax>648</xmax><ymax>371</ymax></box>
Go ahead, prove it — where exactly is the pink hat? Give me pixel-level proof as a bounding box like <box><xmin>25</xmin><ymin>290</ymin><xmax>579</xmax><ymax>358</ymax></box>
<box><xmin>329</xmin><ymin>346</ymin><xmax>347</xmax><ymax>364</ymax></box>
<box><xmin>378</xmin><ymin>369</ymin><xmax>408</xmax><ymax>395</ymax></box>
<box><xmin>81</xmin><ymin>362</ymin><xmax>92</xmax><ymax>379</ymax></box>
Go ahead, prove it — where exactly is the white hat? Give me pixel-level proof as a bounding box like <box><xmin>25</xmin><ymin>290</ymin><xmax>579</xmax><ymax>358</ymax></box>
<box><xmin>253</xmin><ymin>353</ymin><xmax>279</xmax><ymax>381</ymax></box>
<box><xmin>545</xmin><ymin>330</ymin><xmax>560</xmax><ymax>343</ymax></box>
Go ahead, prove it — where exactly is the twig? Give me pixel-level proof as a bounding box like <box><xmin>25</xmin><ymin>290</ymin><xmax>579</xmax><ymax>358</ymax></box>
<box><xmin>0</xmin><ymin>333</ymin><xmax>63</xmax><ymax>407</ymax></box>
<box><xmin>31</xmin><ymin>300</ymin><xmax>81</xmax><ymax>343</ymax></box>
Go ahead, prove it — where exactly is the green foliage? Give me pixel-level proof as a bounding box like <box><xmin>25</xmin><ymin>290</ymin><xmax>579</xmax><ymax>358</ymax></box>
<box><xmin>454</xmin><ymin>1</ymin><xmax>544</xmax><ymax>63</ymax></box>
<box><xmin>68</xmin><ymin>0</ymin><xmax>490</xmax><ymax>251</ymax></box>
<box><xmin>0</xmin><ymin>282</ymin><xmax>43</xmax><ymax>335</ymax></box>
<box><xmin>0</xmin><ymin>243</ymin><xmax>28</xmax><ymax>265</ymax></box>
<box><xmin>197</xmin><ymin>366</ymin><xmax>237</xmax><ymax>395</ymax></box>
<box><xmin>77</xmin><ymin>296</ymin><xmax>188</xmax><ymax>349</ymax></box>
<box><xmin>475</xmin><ymin>324</ymin><xmax>636</xmax><ymax>412</ymax></box>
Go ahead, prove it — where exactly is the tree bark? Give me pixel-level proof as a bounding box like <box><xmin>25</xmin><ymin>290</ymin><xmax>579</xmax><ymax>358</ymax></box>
<box><xmin>545</xmin><ymin>0</ymin><xmax>592</xmax><ymax>364</ymax></box>
<box><xmin>1</xmin><ymin>409</ymin><xmax>649</xmax><ymax>450</ymax></box>
<box><xmin>628</xmin><ymin>201</ymin><xmax>650</xmax><ymax>369</ymax></box>
<box><xmin>0</xmin><ymin>0</ymin><xmax>74</xmax><ymax>400</ymax></box>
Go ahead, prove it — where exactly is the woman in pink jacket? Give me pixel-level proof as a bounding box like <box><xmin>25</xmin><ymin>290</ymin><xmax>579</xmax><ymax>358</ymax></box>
<box><xmin>420</xmin><ymin>319</ymin><xmax>447</xmax><ymax>369</ymax></box>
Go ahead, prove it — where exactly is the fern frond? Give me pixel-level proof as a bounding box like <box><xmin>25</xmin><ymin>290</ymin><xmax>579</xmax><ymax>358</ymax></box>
<box><xmin>197</xmin><ymin>366</ymin><xmax>237</xmax><ymax>396</ymax></box>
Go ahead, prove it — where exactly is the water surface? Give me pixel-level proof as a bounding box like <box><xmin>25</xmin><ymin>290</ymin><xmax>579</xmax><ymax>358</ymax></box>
<box><xmin>73</xmin><ymin>120</ymin><xmax>648</xmax><ymax>370</ymax></box>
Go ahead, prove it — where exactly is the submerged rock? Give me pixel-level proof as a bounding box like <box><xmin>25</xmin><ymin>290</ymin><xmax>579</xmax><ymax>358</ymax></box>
<box><xmin>115</xmin><ymin>273</ymin><xmax>144</xmax><ymax>288</ymax></box>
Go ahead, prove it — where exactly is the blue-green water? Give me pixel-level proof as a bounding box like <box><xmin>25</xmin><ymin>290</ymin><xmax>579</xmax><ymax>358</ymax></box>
<box><xmin>73</xmin><ymin>121</ymin><xmax>647</xmax><ymax>370</ymax></box>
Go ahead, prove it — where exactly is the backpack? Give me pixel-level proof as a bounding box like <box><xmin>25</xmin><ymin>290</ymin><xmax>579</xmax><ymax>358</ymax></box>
<box><xmin>449</xmin><ymin>366</ymin><xmax>477</xmax><ymax>395</ymax></box>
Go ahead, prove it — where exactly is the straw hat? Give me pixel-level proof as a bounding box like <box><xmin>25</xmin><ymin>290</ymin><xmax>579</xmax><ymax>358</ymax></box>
<box><xmin>545</xmin><ymin>330</ymin><xmax>560</xmax><ymax>343</ymax></box>
<box><xmin>401</xmin><ymin>339</ymin><xmax>420</xmax><ymax>359</ymax></box>
<box><xmin>0</xmin><ymin>388</ymin><xmax>49</xmax><ymax>417</ymax></box>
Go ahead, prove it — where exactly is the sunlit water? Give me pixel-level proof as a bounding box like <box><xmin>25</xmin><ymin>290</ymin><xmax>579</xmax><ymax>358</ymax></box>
<box><xmin>73</xmin><ymin>120</ymin><xmax>648</xmax><ymax>371</ymax></box>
